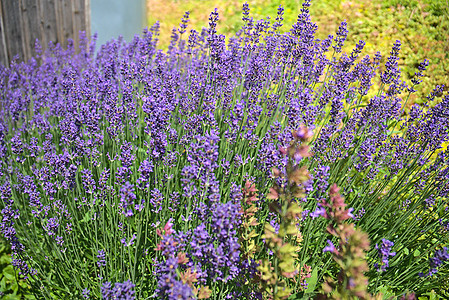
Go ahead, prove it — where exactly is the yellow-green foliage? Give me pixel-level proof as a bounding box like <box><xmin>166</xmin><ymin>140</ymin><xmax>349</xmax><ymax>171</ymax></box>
<box><xmin>148</xmin><ymin>0</ymin><xmax>449</xmax><ymax>107</ymax></box>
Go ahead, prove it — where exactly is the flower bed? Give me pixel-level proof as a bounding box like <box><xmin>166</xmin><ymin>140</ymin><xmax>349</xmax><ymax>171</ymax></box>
<box><xmin>0</xmin><ymin>1</ymin><xmax>448</xmax><ymax>299</ymax></box>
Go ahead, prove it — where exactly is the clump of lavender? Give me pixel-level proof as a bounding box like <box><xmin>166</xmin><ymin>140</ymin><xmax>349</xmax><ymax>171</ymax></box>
<box><xmin>100</xmin><ymin>280</ymin><xmax>136</xmax><ymax>300</ymax></box>
<box><xmin>154</xmin><ymin>220</ymin><xmax>211</xmax><ymax>299</ymax></box>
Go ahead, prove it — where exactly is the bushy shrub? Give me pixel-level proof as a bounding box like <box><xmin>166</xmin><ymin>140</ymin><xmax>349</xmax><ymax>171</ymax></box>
<box><xmin>0</xmin><ymin>1</ymin><xmax>448</xmax><ymax>299</ymax></box>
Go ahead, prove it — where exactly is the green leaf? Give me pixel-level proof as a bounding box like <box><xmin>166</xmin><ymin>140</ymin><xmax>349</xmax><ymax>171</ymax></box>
<box><xmin>10</xmin><ymin>282</ymin><xmax>19</xmax><ymax>293</ymax></box>
<box><xmin>3</xmin><ymin>295</ymin><xmax>22</xmax><ymax>300</ymax></box>
<box><xmin>377</xmin><ymin>285</ymin><xmax>396</xmax><ymax>299</ymax></box>
<box><xmin>0</xmin><ymin>276</ymin><xmax>7</xmax><ymax>291</ymax></box>
<box><xmin>0</xmin><ymin>253</ymin><xmax>12</xmax><ymax>264</ymax></box>
<box><xmin>421</xmin><ymin>290</ymin><xmax>440</xmax><ymax>300</ymax></box>
<box><xmin>3</xmin><ymin>264</ymin><xmax>17</xmax><ymax>281</ymax></box>
<box><xmin>304</xmin><ymin>268</ymin><xmax>318</xmax><ymax>294</ymax></box>
<box><xmin>414</xmin><ymin>249</ymin><xmax>421</xmax><ymax>257</ymax></box>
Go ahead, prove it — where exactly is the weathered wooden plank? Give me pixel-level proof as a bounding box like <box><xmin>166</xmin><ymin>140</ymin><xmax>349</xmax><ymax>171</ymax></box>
<box><xmin>53</xmin><ymin>0</ymin><xmax>62</xmax><ymax>46</ymax></box>
<box><xmin>84</xmin><ymin>0</ymin><xmax>91</xmax><ymax>37</ymax></box>
<box><xmin>60</xmin><ymin>0</ymin><xmax>73</xmax><ymax>47</ymax></box>
<box><xmin>20</xmin><ymin>0</ymin><xmax>41</xmax><ymax>60</ymax></box>
<box><xmin>78</xmin><ymin>0</ymin><xmax>92</xmax><ymax>52</ymax></box>
<box><xmin>73</xmin><ymin>0</ymin><xmax>91</xmax><ymax>51</ymax></box>
<box><xmin>2</xmin><ymin>0</ymin><xmax>23</xmax><ymax>62</ymax></box>
<box><xmin>72</xmin><ymin>0</ymin><xmax>81</xmax><ymax>50</ymax></box>
<box><xmin>0</xmin><ymin>2</ymin><xmax>9</xmax><ymax>66</ymax></box>
<box><xmin>39</xmin><ymin>0</ymin><xmax>58</xmax><ymax>48</ymax></box>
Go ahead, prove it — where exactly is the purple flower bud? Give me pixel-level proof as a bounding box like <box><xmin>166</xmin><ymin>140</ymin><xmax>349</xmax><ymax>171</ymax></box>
<box><xmin>178</xmin><ymin>11</ymin><xmax>190</xmax><ymax>35</ymax></box>
<box><xmin>82</xmin><ymin>288</ymin><xmax>90</xmax><ymax>299</ymax></box>
<box><xmin>120</xmin><ymin>182</ymin><xmax>136</xmax><ymax>217</ymax></box>
<box><xmin>375</xmin><ymin>239</ymin><xmax>396</xmax><ymax>272</ymax></box>
<box><xmin>323</xmin><ymin>240</ymin><xmax>336</xmax><ymax>253</ymax></box>
<box><xmin>333</xmin><ymin>20</ymin><xmax>348</xmax><ymax>53</ymax></box>
<box><xmin>311</xmin><ymin>203</ymin><xmax>327</xmax><ymax>219</ymax></box>
<box><xmin>97</xmin><ymin>249</ymin><xmax>106</xmax><ymax>267</ymax></box>
<box><xmin>380</xmin><ymin>40</ymin><xmax>401</xmax><ymax>85</ymax></box>
<box><xmin>420</xmin><ymin>247</ymin><xmax>449</xmax><ymax>277</ymax></box>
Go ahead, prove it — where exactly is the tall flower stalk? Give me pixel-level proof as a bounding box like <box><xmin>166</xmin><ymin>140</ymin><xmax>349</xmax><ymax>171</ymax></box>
<box><xmin>315</xmin><ymin>184</ymin><xmax>380</xmax><ymax>300</ymax></box>
<box><xmin>258</xmin><ymin>126</ymin><xmax>312</xmax><ymax>299</ymax></box>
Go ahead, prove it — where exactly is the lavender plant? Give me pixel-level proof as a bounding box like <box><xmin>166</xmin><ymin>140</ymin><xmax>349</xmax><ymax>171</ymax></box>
<box><xmin>0</xmin><ymin>0</ymin><xmax>448</xmax><ymax>299</ymax></box>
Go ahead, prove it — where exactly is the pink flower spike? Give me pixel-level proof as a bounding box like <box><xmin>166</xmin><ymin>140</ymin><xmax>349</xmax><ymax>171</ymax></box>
<box><xmin>163</xmin><ymin>219</ymin><xmax>174</xmax><ymax>236</ymax></box>
<box><xmin>279</xmin><ymin>146</ymin><xmax>288</xmax><ymax>156</ymax></box>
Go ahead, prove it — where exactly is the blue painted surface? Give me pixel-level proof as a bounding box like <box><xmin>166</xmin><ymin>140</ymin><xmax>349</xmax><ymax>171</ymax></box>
<box><xmin>91</xmin><ymin>0</ymin><xmax>146</xmax><ymax>49</ymax></box>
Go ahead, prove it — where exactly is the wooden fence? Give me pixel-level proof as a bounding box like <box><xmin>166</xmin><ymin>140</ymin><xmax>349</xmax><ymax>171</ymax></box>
<box><xmin>0</xmin><ymin>0</ymin><xmax>91</xmax><ymax>67</ymax></box>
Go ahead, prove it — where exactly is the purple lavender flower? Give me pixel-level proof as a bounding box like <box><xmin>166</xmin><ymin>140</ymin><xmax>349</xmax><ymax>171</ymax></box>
<box><xmin>119</xmin><ymin>141</ymin><xmax>136</xmax><ymax>168</ymax></box>
<box><xmin>97</xmin><ymin>249</ymin><xmax>106</xmax><ymax>267</ymax></box>
<box><xmin>181</xmin><ymin>131</ymin><xmax>220</xmax><ymax>204</ymax></box>
<box><xmin>242</xmin><ymin>2</ymin><xmax>250</xmax><ymax>24</ymax></box>
<box><xmin>82</xmin><ymin>288</ymin><xmax>90</xmax><ymax>299</ymax></box>
<box><xmin>101</xmin><ymin>282</ymin><xmax>114</xmax><ymax>299</ymax></box>
<box><xmin>380</xmin><ymin>40</ymin><xmax>401</xmax><ymax>85</ymax></box>
<box><xmin>355</xmin><ymin>55</ymin><xmax>376</xmax><ymax>96</ymax></box>
<box><xmin>137</xmin><ymin>159</ymin><xmax>154</xmax><ymax>190</ymax></box>
<box><xmin>178</xmin><ymin>11</ymin><xmax>190</xmax><ymax>35</ymax></box>
<box><xmin>121</xmin><ymin>233</ymin><xmax>137</xmax><ymax>247</ymax></box>
<box><xmin>81</xmin><ymin>169</ymin><xmax>96</xmax><ymax>194</ymax></box>
<box><xmin>323</xmin><ymin>240</ymin><xmax>336</xmax><ymax>254</ymax></box>
<box><xmin>271</xmin><ymin>5</ymin><xmax>284</xmax><ymax>33</ymax></box>
<box><xmin>419</xmin><ymin>247</ymin><xmax>449</xmax><ymax>277</ymax></box>
<box><xmin>44</xmin><ymin>217</ymin><xmax>59</xmax><ymax>236</ymax></box>
<box><xmin>354</xmin><ymin>208</ymin><xmax>365</xmax><ymax>221</ymax></box>
<box><xmin>11</xmin><ymin>256</ymin><xmax>37</xmax><ymax>279</ymax></box>
<box><xmin>116</xmin><ymin>166</ymin><xmax>131</xmax><ymax>185</ymax></box>
<box><xmin>315</xmin><ymin>165</ymin><xmax>330</xmax><ymax>194</ymax></box>
<box><xmin>154</xmin><ymin>222</ymin><xmax>195</xmax><ymax>299</ymax></box>
<box><xmin>426</xmin><ymin>84</ymin><xmax>445</xmax><ymax>102</ymax></box>
<box><xmin>310</xmin><ymin>203</ymin><xmax>327</xmax><ymax>219</ymax></box>
<box><xmin>333</xmin><ymin>20</ymin><xmax>348</xmax><ymax>53</ymax></box>
<box><xmin>150</xmin><ymin>188</ymin><xmax>163</xmax><ymax>213</ymax></box>
<box><xmin>155</xmin><ymin>256</ymin><xmax>195</xmax><ymax>299</ymax></box>
<box><xmin>10</xmin><ymin>134</ymin><xmax>23</xmax><ymax>155</ymax></box>
<box><xmin>409</xmin><ymin>59</ymin><xmax>429</xmax><ymax>91</ymax></box>
<box><xmin>208</xmin><ymin>8</ymin><xmax>219</xmax><ymax>40</ymax></box>
<box><xmin>183</xmin><ymin>200</ymin><xmax>242</xmax><ymax>284</ymax></box>
<box><xmin>374</xmin><ymin>239</ymin><xmax>396</xmax><ymax>272</ymax></box>
<box><xmin>120</xmin><ymin>182</ymin><xmax>136</xmax><ymax>217</ymax></box>
<box><xmin>101</xmin><ymin>280</ymin><xmax>136</xmax><ymax>300</ymax></box>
